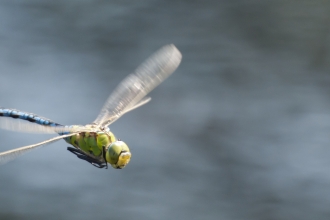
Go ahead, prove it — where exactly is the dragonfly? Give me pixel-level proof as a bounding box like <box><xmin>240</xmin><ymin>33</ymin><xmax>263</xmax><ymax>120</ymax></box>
<box><xmin>0</xmin><ymin>44</ymin><xmax>182</xmax><ymax>169</ymax></box>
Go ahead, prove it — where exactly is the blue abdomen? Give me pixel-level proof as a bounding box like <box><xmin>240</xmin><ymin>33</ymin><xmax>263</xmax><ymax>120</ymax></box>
<box><xmin>0</xmin><ymin>108</ymin><xmax>62</xmax><ymax>127</ymax></box>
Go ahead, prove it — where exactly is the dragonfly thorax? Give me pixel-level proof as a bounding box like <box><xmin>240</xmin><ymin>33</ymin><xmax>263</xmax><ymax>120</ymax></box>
<box><xmin>64</xmin><ymin>125</ymin><xmax>131</xmax><ymax>169</ymax></box>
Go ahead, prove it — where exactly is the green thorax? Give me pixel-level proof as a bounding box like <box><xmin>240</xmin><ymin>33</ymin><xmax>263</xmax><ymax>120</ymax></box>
<box><xmin>65</xmin><ymin>125</ymin><xmax>116</xmax><ymax>158</ymax></box>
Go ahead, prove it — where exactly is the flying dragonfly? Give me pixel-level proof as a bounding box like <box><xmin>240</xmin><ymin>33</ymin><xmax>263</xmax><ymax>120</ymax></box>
<box><xmin>0</xmin><ymin>44</ymin><xmax>182</xmax><ymax>169</ymax></box>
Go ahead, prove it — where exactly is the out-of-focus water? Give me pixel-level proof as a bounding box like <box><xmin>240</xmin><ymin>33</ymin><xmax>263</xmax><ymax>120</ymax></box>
<box><xmin>1</xmin><ymin>0</ymin><xmax>330</xmax><ymax>219</ymax></box>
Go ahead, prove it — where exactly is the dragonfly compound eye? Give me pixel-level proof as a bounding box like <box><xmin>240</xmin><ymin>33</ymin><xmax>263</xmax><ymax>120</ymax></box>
<box><xmin>106</xmin><ymin>141</ymin><xmax>131</xmax><ymax>169</ymax></box>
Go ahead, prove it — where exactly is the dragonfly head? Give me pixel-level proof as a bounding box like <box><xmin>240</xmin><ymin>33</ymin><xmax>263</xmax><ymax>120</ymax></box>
<box><xmin>106</xmin><ymin>141</ymin><xmax>131</xmax><ymax>169</ymax></box>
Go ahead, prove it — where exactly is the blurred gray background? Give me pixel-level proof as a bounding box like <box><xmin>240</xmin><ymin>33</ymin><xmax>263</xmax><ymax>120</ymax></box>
<box><xmin>0</xmin><ymin>0</ymin><xmax>330</xmax><ymax>219</ymax></box>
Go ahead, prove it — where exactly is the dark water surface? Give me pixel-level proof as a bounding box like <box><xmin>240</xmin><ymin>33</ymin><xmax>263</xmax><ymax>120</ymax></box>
<box><xmin>1</xmin><ymin>1</ymin><xmax>330</xmax><ymax>219</ymax></box>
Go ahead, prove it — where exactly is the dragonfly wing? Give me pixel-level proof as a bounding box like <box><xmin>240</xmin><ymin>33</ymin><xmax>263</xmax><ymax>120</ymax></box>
<box><xmin>0</xmin><ymin>117</ymin><xmax>73</xmax><ymax>134</ymax></box>
<box><xmin>0</xmin><ymin>133</ymin><xmax>77</xmax><ymax>165</ymax></box>
<box><xmin>93</xmin><ymin>44</ymin><xmax>182</xmax><ymax>127</ymax></box>
<box><xmin>122</xmin><ymin>97</ymin><xmax>151</xmax><ymax>114</ymax></box>
<box><xmin>108</xmin><ymin>97</ymin><xmax>151</xmax><ymax>125</ymax></box>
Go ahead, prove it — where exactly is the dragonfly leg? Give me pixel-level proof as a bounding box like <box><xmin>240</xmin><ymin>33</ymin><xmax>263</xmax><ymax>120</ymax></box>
<box><xmin>67</xmin><ymin>147</ymin><xmax>107</xmax><ymax>169</ymax></box>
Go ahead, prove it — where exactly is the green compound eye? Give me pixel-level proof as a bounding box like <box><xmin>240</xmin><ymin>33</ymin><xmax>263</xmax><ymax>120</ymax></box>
<box><xmin>106</xmin><ymin>141</ymin><xmax>131</xmax><ymax>169</ymax></box>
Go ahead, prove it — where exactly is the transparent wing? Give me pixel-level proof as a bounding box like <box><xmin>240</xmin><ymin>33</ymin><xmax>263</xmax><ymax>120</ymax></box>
<box><xmin>93</xmin><ymin>44</ymin><xmax>182</xmax><ymax>127</ymax></box>
<box><xmin>107</xmin><ymin>97</ymin><xmax>151</xmax><ymax>125</ymax></box>
<box><xmin>0</xmin><ymin>117</ymin><xmax>74</xmax><ymax>134</ymax></box>
<box><xmin>0</xmin><ymin>133</ymin><xmax>78</xmax><ymax>165</ymax></box>
<box><xmin>122</xmin><ymin>97</ymin><xmax>151</xmax><ymax>113</ymax></box>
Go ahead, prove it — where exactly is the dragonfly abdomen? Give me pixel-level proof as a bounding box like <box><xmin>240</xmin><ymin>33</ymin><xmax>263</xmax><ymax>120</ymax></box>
<box><xmin>0</xmin><ymin>108</ymin><xmax>62</xmax><ymax>127</ymax></box>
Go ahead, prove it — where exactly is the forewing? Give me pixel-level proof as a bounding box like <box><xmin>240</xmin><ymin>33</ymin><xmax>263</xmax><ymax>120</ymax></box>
<box><xmin>93</xmin><ymin>44</ymin><xmax>182</xmax><ymax>127</ymax></box>
<box><xmin>0</xmin><ymin>133</ymin><xmax>77</xmax><ymax>165</ymax></box>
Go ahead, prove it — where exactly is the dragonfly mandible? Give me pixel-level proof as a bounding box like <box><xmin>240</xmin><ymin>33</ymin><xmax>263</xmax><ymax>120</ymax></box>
<box><xmin>0</xmin><ymin>44</ymin><xmax>182</xmax><ymax>169</ymax></box>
